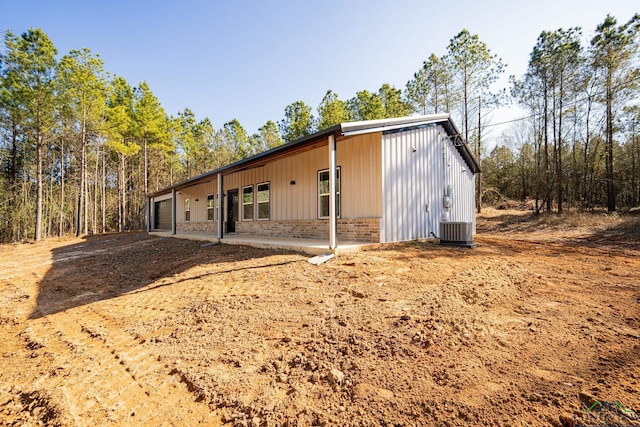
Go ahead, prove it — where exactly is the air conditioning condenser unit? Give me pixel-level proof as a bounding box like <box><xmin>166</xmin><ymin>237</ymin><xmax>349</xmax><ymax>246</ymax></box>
<box><xmin>439</xmin><ymin>221</ymin><xmax>474</xmax><ymax>246</ymax></box>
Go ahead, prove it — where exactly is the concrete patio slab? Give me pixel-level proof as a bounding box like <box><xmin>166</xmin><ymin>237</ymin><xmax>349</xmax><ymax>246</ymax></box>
<box><xmin>148</xmin><ymin>231</ymin><xmax>380</xmax><ymax>255</ymax></box>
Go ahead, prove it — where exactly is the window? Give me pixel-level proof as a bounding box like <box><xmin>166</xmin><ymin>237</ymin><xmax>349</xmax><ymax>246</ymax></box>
<box><xmin>242</xmin><ymin>185</ymin><xmax>254</xmax><ymax>220</ymax></box>
<box><xmin>257</xmin><ymin>182</ymin><xmax>270</xmax><ymax>220</ymax></box>
<box><xmin>184</xmin><ymin>198</ymin><xmax>190</xmax><ymax>222</ymax></box>
<box><xmin>214</xmin><ymin>193</ymin><xmax>219</xmax><ymax>221</ymax></box>
<box><xmin>318</xmin><ymin>167</ymin><xmax>340</xmax><ymax>219</ymax></box>
<box><xmin>207</xmin><ymin>194</ymin><xmax>214</xmax><ymax>221</ymax></box>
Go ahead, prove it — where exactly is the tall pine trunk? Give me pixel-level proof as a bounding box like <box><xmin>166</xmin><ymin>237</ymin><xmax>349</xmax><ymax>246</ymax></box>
<box><xmin>35</xmin><ymin>132</ymin><xmax>43</xmax><ymax>241</ymax></box>
<box><xmin>582</xmin><ymin>94</ymin><xmax>593</xmax><ymax>210</ymax></box>
<box><xmin>557</xmin><ymin>72</ymin><xmax>564</xmax><ymax>213</ymax></box>
<box><xmin>76</xmin><ymin>112</ymin><xmax>87</xmax><ymax>237</ymax></box>
<box><xmin>93</xmin><ymin>145</ymin><xmax>99</xmax><ymax>234</ymax></box>
<box><xmin>102</xmin><ymin>146</ymin><xmax>106</xmax><ymax>233</ymax></box>
<box><xmin>632</xmin><ymin>135</ymin><xmax>638</xmax><ymax>206</ymax></box>
<box><xmin>119</xmin><ymin>152</ymin><xmax>127</xmax><ymax>233</ymax></box>
<box><xmin>476</xmin><ymin>96</ymin><xmax>482</xmax><ymax>213</ymax></box>
<box><xmin>84</xmin><ymin>149</ymin><xmax>89</xmax><ymax>235</ymax></box>
<box><xmin>605</xmin><ymin>70</ymin><xmax>616</xmax><ymax>212</ymax></box>
<box><xmin>543</xmin><ymin>79</ymin><xmax>551</xmax><ymax>213</ymax></box>
<box><xmin>59</xmin><ymin>137</ymin><xmax>65</xmax><ymax>237</ymax></box>
<box><xmin>144</xmin><ymin>135</ymin><xmax>149</xmax><ymax>231</ymax></box>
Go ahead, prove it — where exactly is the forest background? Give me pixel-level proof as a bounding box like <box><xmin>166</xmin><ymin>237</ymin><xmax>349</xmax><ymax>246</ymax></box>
<box><xmin>0</xmin><ymin>12</ymin><xmax>639</xmax><ymax>242</ymax></box>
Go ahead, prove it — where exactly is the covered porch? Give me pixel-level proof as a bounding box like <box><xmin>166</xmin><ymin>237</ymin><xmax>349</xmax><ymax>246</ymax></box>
<box><xmin>148</xmin><ymin>231</ymin><xmax>380</xmax><ymax>255</ymax></box>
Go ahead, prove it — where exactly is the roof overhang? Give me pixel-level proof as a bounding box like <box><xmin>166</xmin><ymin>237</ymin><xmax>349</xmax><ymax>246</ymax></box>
<box><xmin>148</xmin><ymin>114</ymin><xmax>480</xmax><ymax>198</ymax></box>
<box><xmin>340</xmin><ymin>114</ymin><xmax>451</xmax><ymax>136</ymax></box>
<box><xmin>439</xmin><ymin>119</ymin><xmax>481</xmax><ymax>174</ymax></box>
<box><xmin>340</xmin><ymin>114</ymin><xmax>480</xmax><ymax>174</ymax></box>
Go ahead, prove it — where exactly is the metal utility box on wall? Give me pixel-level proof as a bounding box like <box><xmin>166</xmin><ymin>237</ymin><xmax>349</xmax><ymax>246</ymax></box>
<box><xmin>439</xmin><ymin>221</ymin><xmax>473</xmax><ymax>245</ymax></box>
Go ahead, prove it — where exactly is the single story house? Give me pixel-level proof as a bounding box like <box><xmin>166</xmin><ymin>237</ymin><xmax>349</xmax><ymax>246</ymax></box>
<box><xmin>147</xmin><ymin>114</ymin><xmax>480</xmax><ymax>250</ymax></box>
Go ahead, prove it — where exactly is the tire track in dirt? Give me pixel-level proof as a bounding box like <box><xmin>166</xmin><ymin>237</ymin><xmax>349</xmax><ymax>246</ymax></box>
<box><xmin>0</xmin><ymin>235</ymin><xmax>156</xmax><ymax>282</ymax></box>
<box><xmin>24</xmin><ymin>306</ymin><xmax>220</xmax><ymax>426</ymax></box>
<box><xmin>104</xmin><ymin>256</ymin><xmax>306</xmax><ymax>330</ymax></box>
<box><xmin>4</xmin><ymin>223</ymin><xmax>638</xmax><ymax>425</ymax></box>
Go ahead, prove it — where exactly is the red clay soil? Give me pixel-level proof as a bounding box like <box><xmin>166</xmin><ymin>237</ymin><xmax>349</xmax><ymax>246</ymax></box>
<box><xmin>1</xmin><ymin>209</ymin><xmax>639</xmax><ymax>426</ymax></box>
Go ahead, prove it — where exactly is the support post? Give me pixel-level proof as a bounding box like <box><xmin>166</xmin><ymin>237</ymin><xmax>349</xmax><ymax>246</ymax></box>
<box><xmin>217</xmin><ymin>173</ymin><xmax>223</xmax><ymax>239</ymax></box>
<box><xmin>171</xmin><ymin>188</ymin><xmax>177</xmax><ymax>235</ymax></box>
<box><xmin>329</xmin><ymin>135</ymin><xmax>337</xmax><ymax>250</ymax></box>
<box><xmin>145</xmin><ymin>197</ymin><xmax>151</xmax><ymax>232</ymax></box>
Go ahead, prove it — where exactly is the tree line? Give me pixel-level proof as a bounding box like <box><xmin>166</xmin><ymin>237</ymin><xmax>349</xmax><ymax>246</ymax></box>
<box><xmin>485</xmin><ymin>15</ymin><xmax>640</xmax><ymax>213</ymax></box>
<box><xmin>1</xmin><ymin>13</ymin><xmax>638</xmax><ymax>242</ymax></box>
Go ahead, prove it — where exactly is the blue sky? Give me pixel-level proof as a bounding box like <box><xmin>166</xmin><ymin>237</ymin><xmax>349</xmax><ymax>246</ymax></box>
<box><xmin>1</xmin><ymin>0</ymin><xmax>638</xmax><ymax>147</ymax></box>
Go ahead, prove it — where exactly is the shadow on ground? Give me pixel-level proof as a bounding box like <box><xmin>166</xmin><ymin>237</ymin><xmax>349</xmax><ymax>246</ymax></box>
<box><xmin>30</xmin><ymin>232</ymin><xmax>288</xmax><ymax>319</ymax></box>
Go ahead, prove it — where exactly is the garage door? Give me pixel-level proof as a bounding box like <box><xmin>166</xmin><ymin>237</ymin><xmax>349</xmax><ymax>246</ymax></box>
<box><xmin>154</xmin><ymin>200</ymin><xmax>172</xmax><ymax>230</ymax></box>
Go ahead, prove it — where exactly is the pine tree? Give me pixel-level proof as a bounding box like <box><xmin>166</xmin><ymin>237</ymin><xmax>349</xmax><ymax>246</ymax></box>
<box><xmin>378</xmin><ymin>83</ymin><xmax>411</xmax><ymax>118</ymax></box>
<box><xmin>591</xmin><ymin>14</ymin><xmax>640</xmax><ymax>212</ymax></box>
<box><xmin>405</xmin><ymin>53</ymin><xmax>454</xmax><ymax>114</ymax></box>
<box><xmin>256</xmin><ymin>120</ymin><xmax>282</xmax><ymax>151</ymax></box>
<box><xmin>3</xmin><ymin>29</ymin><xmax>58</xmax><ymax>240</ymax></box>
<box><xmin>317</xmin><ymin>90</ymin><xmax>349</xmax><ymax>130</ymax></box>
<box><xmin>446</xmin><ymin>29</ymin><xmax>505</xmax><ymax>213</ymax></box>
<box><xmin>347</xmin><ymin>90</ymin><xmax>384</xmax><ymax>121</ymax></box>
<box><xmin>105</xmin><ymin>76</ymin><xmax>138</xmax><ymax>232</ymax></box>
<box><xmin>278</xmin><ymin>101</ymin><xmax>315</xmax><ymax>142</ymax></box>
<box><xmin>58</xmin><ymin>48</ymin><xmax>107</xmax><ymax>236</ymax></box>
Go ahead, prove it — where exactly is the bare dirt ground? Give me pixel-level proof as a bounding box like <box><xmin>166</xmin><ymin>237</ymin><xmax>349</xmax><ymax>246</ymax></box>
<box><xmin>1</xmin><ymin>209</ymin><xmax>639</xmax><ymax>426</ymax></box>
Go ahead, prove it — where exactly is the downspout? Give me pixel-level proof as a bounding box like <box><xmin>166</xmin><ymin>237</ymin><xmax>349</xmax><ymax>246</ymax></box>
<box><xmin>329</xmin><ymin>134</ymin><xmax>337</xmax><ymax>250</ymax></box>
<box><xmin>217</xmin><ymin>173</ymin><xmax>223</xmax><ymax>239</ymax></box>
<box><xmin>171</xmin><ymin>188</ymin><xmax>177</xmax><ymax>235</ymax></box>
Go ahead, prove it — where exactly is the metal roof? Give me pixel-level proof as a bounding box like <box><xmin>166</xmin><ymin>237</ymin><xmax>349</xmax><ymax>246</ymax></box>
<box><xmin>340</xmin><ymin>114</ymin><xmax>451</xmax><ymax>135</ymax></box>
<box><xmin>148</xmin><ymin>114</ymin><xmax>480</xmax><ymax>197</ymax></box>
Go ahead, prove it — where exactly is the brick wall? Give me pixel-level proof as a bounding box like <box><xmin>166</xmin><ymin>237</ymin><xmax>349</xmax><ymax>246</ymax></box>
<box><xmin>177</xmin><ymin>221</ymin><xmax>218</xmax><ymax>233</ymax></box>
<box><xmin>337</xmin><ymin>218</ymin><xmax>380</xmax><ymax>242</ymax></box>
<box><xmin>235</xmin><ymin>218</ymin><xmax>380</xmax><ymax>242</ymax></box>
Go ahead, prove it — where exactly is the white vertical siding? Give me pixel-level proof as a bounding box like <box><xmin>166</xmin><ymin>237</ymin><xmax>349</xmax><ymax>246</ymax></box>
<box><xmin>446</xmin><ymin>139</ymin><xmax>476</xmax><ymax>228</ymax></box>
<box><xmin>381</xmin><ymin>126</ymin><xmax>476</xmax><ymax>243</ymax></box>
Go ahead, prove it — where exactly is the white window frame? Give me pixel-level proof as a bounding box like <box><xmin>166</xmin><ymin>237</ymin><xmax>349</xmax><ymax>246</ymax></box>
<box><xmin>184</xmin><ymin>198</ymin><xmax>190</xmax><ymax>222</ymax></box>
<box><xmin>214</xmin><ymin>193</ymin><xmax>219</xmax><ymax>221</ymax></box>
<box><xmin>256</xmin><ymin>182</ymin><xmax>270</xmax><ymax>221</ymax></box>
<box><xmin>242</xmin><ymin>185</ymin><xmax>254</xmax><ymax>221</ymax></box>
<box><xmin>318</xmin><ymin>167</ymin><xmax>340</xmax><ymax>219</ymax></box>
<box><xmin>207</xmin><ymin>194</ymin><xmax>214</xmax><ymax>221</ymax></box>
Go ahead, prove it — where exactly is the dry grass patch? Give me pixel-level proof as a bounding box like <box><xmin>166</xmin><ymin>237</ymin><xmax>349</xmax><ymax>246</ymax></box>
<box><xmin>478</xmin><ymin>207</ymin><xmax>640</xmax><ymax>242</ymax></box>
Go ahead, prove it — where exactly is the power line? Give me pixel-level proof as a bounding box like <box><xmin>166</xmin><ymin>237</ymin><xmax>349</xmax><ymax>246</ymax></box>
<box><xmin>482</xmin><ymin>113</ymin><xmax>539</xmax><ymax>128</ymax></box>
<box><xmin>474</xmin><ymin>72</ymin><xmax>640</xmax><ymax>132</ymax></box>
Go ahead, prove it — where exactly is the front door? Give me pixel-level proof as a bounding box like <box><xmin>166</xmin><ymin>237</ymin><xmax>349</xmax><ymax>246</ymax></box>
<box><xmin>226</xmin><ymin>189</ymin><xmax>239</xmax><ymax>233</ymax></box>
